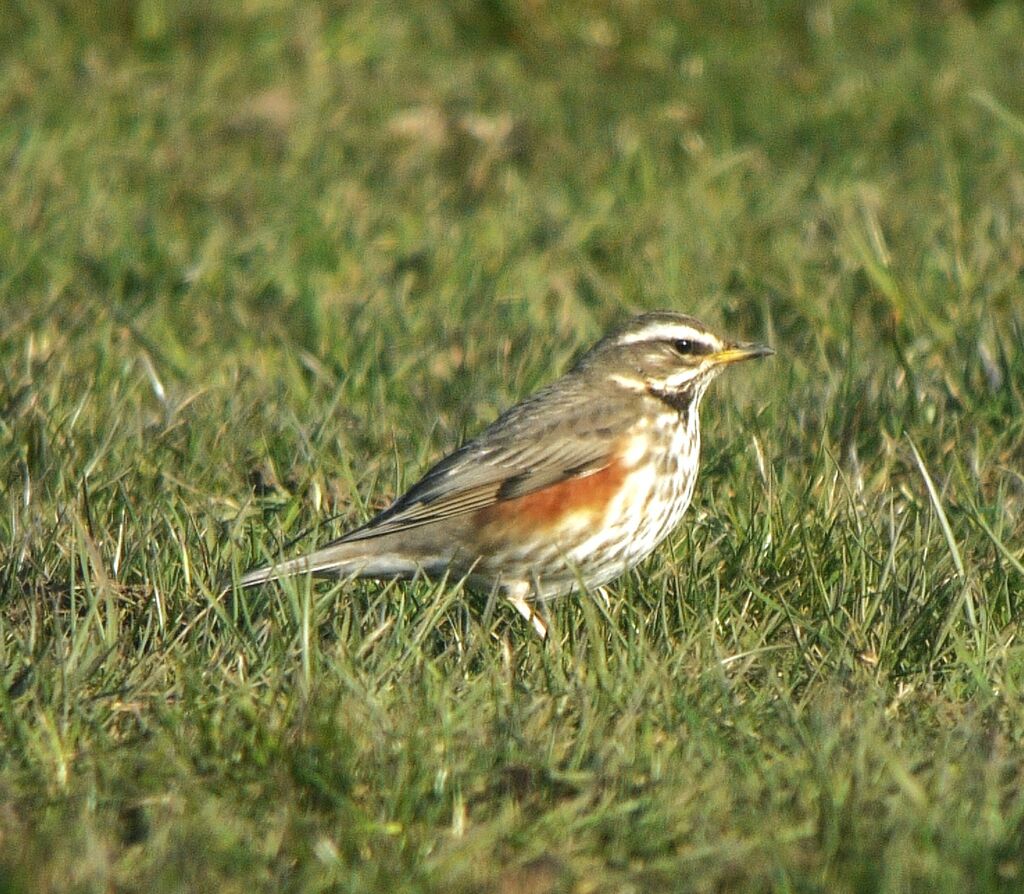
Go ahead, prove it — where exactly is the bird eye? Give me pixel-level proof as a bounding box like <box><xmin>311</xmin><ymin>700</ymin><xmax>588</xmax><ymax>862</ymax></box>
<box><xmin>670</xmin><ymin>338</ymin><xmax>712</xmax><ymax>356</ymax></box>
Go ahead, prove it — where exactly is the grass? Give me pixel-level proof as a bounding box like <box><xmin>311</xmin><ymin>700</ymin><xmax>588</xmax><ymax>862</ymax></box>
<box><xmin>2</xmin><ymin>0</ymin><xmax>1024</xmax><ymax>890</ymax></box>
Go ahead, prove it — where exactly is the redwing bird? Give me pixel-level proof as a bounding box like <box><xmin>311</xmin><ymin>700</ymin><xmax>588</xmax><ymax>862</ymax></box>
<box><xmin>237</xmin><ymin>311</ymin><xmax>772</xmax><ymax>637</ymax></box>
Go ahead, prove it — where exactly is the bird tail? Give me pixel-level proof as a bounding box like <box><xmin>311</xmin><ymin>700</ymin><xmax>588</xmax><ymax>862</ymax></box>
<box><xmin>235</xmin><ymin>538</ymin><xmax>424</xmax><ymax>589</ymax></box>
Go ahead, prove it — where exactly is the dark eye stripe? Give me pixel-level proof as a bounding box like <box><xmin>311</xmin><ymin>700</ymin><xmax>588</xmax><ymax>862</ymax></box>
<box><xmin>671</xmin><ymin>338</ymin><xmax>712</xmax><ymax>356</ymax></box>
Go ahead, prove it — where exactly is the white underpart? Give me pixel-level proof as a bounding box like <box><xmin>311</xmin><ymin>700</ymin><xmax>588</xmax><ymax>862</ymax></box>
<box><xmin>620</xmin><ymin>430</ymin><xmax>650</xmax><ymax>466</ymax></box>
<box><xmin>557</xmin><ymin>407</ymin><xmax>702</xmax><ymax>593</ymax></box>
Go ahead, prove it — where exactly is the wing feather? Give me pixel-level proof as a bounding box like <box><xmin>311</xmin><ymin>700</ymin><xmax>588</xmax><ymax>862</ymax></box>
<box><xmin>338</xmin><ymin>438</ymin><xmax>613</xmax><ymax>543</ymax></box>
<box><xmin>333</xmin><ymin>372</ymin><xmax>625</xmax><ymax>544</ymax></box>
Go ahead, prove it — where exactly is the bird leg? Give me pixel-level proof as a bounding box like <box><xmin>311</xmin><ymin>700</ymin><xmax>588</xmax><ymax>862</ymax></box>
<box><xmin>507</xmin><ymin>589</ymin><xmax>548</xmax><ymax>640</ymax></box>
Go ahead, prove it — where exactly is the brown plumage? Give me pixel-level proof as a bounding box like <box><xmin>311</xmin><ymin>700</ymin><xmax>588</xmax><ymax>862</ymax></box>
<box><xmin>236</xmin><ymin>311</ymin><xmax>773</xmax><ymax>637</ymax></box>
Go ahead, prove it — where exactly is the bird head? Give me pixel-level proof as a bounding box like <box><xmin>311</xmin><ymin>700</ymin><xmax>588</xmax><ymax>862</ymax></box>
<box><xmin>584</xmin><ymin>311</ymin><xmax>773</xmax><ymax>410</ymax></box>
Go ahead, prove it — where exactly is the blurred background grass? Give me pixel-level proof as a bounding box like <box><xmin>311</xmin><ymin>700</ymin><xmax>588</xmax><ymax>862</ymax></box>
<box><xmin>2</xmin><ymin>1</ymin><xmax>1024</xmax><ymax>891</ymax></box>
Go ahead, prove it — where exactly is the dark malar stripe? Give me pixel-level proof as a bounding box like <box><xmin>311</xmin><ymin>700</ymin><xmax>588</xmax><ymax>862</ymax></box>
<box><xmin>647</xmin><ymin>386</ymin><xmax>694</xmax><ymax>415</ymax></box>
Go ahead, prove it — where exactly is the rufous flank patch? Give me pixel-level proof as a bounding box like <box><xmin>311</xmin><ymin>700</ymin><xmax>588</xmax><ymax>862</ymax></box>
<box><xmin>475</xmin><ymin>457</ymin><xmax>629</xmax><ymax>531</ymax></box>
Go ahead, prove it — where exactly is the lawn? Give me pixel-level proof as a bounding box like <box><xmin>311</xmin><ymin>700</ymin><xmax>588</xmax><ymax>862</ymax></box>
<box><xmin>2</xmin><ymin>1</ymin><xmax>1024</xmax><ymax>891</ymax></box>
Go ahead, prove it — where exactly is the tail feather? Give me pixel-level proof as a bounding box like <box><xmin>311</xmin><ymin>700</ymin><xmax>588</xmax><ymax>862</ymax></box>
<box><xmin>237</xmin><ymin>540</ymin><xmax>425</xmax><ymax>589</ymax></box>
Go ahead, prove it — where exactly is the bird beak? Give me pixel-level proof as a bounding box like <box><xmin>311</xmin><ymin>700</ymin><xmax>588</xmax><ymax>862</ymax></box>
<box><xmin>709</xmin><ymin>342</ymin><xmax>775</xmax><ymax>365</ymax></box>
